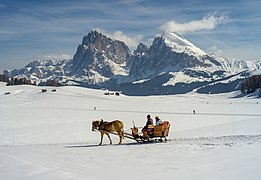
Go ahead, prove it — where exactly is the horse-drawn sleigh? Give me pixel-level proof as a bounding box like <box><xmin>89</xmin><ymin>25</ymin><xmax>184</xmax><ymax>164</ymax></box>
<box><xmin>92</xmin><ymin>119</ymin><xmax>170</xmax><ymax>145</ymax></box>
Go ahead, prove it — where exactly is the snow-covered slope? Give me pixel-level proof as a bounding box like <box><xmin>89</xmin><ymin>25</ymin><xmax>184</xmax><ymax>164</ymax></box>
<box><xmin>0</xmin><ymin>83</ymin><xmax>261</xmax><ymax>179</ymax></box>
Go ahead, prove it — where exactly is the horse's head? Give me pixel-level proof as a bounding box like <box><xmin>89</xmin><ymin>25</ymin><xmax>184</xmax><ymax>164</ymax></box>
<box><xmin>92</xmin><ymin>120</ymin><xmax>102</xmax><ymax>131</ymax></box>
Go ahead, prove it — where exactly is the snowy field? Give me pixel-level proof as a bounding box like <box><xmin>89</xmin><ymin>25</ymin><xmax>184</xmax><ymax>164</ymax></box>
<box><xmin>0</xmin><ymin>82</ymin><xmax>261</xmax><ymax>180</ymax></box>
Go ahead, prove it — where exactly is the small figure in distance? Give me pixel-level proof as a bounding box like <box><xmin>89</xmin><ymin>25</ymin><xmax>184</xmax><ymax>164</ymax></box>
<box><xmin>155</xmin><ymin>115</ymin><xmax>162</xmax><ymax>126</ymax></box>
<box><xmin>193</xmin><ymin>110</ymin><xmax>196</xmax><ymax>114</ymax></box>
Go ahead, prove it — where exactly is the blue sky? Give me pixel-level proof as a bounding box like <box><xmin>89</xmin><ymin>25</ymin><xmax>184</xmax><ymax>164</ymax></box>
<box><xmin>1</xmin><ymin>0</ymin><xmax>261</xmax><ymax>72</ymax></box>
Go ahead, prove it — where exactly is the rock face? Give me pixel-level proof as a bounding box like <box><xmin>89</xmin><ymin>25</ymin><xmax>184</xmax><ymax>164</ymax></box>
<box><xmin>4</xmin><ymin>30</ymin><xmax>261</xmax><ymax>95</ymax></box>
<box><xmin>128</xmin><ymin>34</ymin><xmax>211</xmax><ymax>80</ymax></box>
<box><xmin>71</xmin><ymin>31</ymin><xmax>131</xmax><ymax>84</ymax></box>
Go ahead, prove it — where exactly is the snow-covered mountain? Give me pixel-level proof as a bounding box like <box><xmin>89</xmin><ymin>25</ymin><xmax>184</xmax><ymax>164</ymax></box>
<box><xmin>129</xmin><ymin>33</ymin><xmax>215</xmax><ymax>80</ymax></box>
<box><xmin>114</xmin><ymin>32</ymin><xmax>261</xmax><ymax>95</ymax></box>
<box><xmin>4</xmin><ymin>31</ymin><xmax>261</xmax><ymax>95</ymax></box>
<box><xmin>4</xmin><ymin>59</ymin><xmax>71</xmax><ymax>84</ymax></box>
<box><xmin>71</xmin><ymin>30</ymin><xmax>131</xmax><ymax>84</ymax></box>
<box><xmin>5</xmin><ymin>31</ymin><xmax>131</xmax><ymax>86</ymax></box>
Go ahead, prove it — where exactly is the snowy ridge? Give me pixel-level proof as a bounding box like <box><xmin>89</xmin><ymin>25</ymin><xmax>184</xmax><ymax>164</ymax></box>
<box><xmin>210</xmin><ymin>53</ymin><xmax>261</xmax><ymax>73</ymax></box>
<box><xmin>4</xmin><ymin>59</ymin><xmax>71</xmax><ymax>83</ymax></box>
<box><xmin>162</xmin><ymin>32</ymin><xmax>207</xmax><ymax>57</ymax></box>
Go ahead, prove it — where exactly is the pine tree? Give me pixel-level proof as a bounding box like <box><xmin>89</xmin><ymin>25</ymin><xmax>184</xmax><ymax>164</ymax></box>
<box><xmin>240</xmin><ymin>82</ymin><xmax>246</xmax><ymax>94</ymax></box>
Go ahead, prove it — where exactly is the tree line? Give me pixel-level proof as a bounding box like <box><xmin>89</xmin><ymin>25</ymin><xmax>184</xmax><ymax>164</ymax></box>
<box><xmin>0</xmin><ymin>74</ymin><xmax>35</xmax><ymax>86</ymax></box>
<box><xmin>7</xmin><ymin>77</ymin><xmax>35</xmax><ymax>86</ymax></box>
<box><xmin>240</xmin><ymin>75</ymin><xmax>261</xmax><ymax>95</ymax></box>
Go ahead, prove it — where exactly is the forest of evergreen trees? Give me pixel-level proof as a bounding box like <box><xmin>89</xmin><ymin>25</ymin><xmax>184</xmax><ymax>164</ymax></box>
<box><xmin>6</xmin><ymin>77</ymin><xmax>35</xmax><ymax>86</ymax></box>
<box><xmin>240</xmin><ymin>75</ymin><xmax>261</xmax><ymax>96</ymax></box>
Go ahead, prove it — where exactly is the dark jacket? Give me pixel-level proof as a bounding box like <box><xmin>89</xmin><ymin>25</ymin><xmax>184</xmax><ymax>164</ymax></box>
<box><xmin>144</xmin><ymin>118</ymin><xmax>153</xmax><ymax>129</ymax></box>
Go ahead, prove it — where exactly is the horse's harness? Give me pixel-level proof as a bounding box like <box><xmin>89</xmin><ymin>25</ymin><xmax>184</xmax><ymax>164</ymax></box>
<box><xmin>98</xmin><ymin>121</ymin><xmax>108</xmax><ymax>131</ymax></box>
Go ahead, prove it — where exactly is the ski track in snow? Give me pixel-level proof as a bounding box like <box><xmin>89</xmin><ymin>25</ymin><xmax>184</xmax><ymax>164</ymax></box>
<box><xmin>1</xmin><ymin>134</ymin><xmax>260</xmax><ymax>151</ymax></box>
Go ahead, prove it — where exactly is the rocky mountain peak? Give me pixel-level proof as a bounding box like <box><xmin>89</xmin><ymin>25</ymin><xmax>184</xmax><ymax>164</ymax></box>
<box><xmin>75</xmin><ymin>30</ymin><xmax>131</xmax><ymax>65</ymax></box>
<box><xmin>82</xmin><ymin>30</ymin><xmax>102</xmax><ymax>45</ymax></box>
<box><xmin>70</xmin><ymin>31</ymin><xmax>131</xmax><ymax>83</ymax></box>
<box><xmin>128</xmin><ymin>32</ymin><xmax>220</xmax><ymax>80</ymax></box>
<box><xmin>134</xmin><ymin>43</ymin><xmax>149</xmax><ymax>56</ymax></box>
<box><xmin>82</xmin><ymin>30</ymin><xmax>113</xmax><ymax>51</ymax></box>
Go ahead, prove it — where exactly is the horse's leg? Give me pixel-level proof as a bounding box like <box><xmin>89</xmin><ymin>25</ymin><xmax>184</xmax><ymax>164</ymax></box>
<box><xmin>119</xmin><ymin>135</ymin><xmax>122</xmax><ymax>144</ymax></box>
<box><xmin>99</xmin><ymin>131</ymin><xmax>104</xmax><ymax>145</ymax></box>
<box><xmin>120</xmin><ymin>130</ymin><xmax>124</xmax><ymax>139</ymax></box>
<box><xmin>118</xmin><ymin>131</ymin><xmax>123</xmax><ymax>144</ymax></box>
<box><xmin>106</xmin><ymin>132</ymin><xmax>112</xmax><ymax>144</ymax></box>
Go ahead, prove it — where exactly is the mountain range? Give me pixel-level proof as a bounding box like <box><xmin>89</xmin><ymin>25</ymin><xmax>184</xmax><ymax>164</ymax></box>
<box><xmin>4</xmin><ymin>30</ymin><xmax>261</xmax><ymax>95</ymax></box>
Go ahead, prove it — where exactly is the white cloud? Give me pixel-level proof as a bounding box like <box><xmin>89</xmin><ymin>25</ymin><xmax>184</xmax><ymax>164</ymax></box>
<box><xmin>95</xmin><ymin>28</ymin><xmax>143</xmax><ymax>48</ymax></box>
<box><xmin>207</xmin><ymin>45</ymin><xmax>224</xmax><ymax>55</ymax></box>
<box><xmin>158</xmin><ymin>13</ymin><xmax>228</xmax><ymax>34</ymax></box>
<box><xmin>33</xmin><ymin>54</ymin><xmax>72</xmax><ymax>60</ymax></box>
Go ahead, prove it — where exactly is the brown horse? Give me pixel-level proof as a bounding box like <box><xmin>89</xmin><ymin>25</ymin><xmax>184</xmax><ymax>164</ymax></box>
<box><xmin>92</xmin><ymin>119</ymin><xmax>124</xmax><ymax>145</ymax></box>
